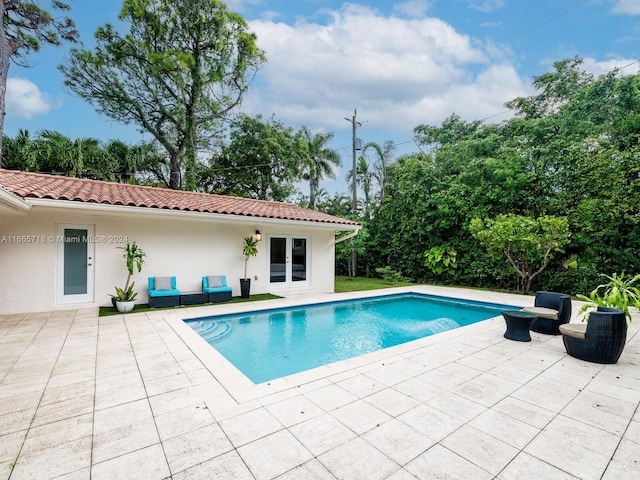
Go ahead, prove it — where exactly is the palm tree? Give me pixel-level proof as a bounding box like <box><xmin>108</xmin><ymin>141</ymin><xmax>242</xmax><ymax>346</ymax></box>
<box><xmin>40</xmin><ymin>130</ymin><xmax>101</xmax><ymax>177</ymax></box>
<box><xmin>321</xmin><ymin>193</ymin><xmax>352</xmax><ymax>217</ymax></box>
<box><xmin>363</xmin><ymin>140</ymin><xmax>396</xmax><ymax>202</ymax></box>
<box><xmin>104</xmin><ymin>139</ymin><xmax>155</xmax><ymax>183</ymax></box>
<box><xmin>300</xmin><ymin>126</ymin><xmax>341</xmax><ymax>209</ymax></box>
<box><xmin>346</xmin><ymin>155</ymin><xmax>376</xmax><ymax>219</ymax></box>
<box><xmin>1</xmin><ymin>129</ymin><xmax>51</xmax><ymax>171</ymax></box>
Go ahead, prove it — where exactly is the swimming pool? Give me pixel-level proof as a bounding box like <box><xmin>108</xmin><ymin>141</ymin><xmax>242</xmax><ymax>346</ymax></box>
<box><xmin>185</xmin><ymin>293</ymin><xmax>517</xmax><ymax>383</ymax></box>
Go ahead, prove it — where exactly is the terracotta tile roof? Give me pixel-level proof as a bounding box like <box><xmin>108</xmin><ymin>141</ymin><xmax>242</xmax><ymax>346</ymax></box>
<box><xmin>0</xmin><ymin>170</ymin><xmax>359</xmax><ymax>227</ymax></box>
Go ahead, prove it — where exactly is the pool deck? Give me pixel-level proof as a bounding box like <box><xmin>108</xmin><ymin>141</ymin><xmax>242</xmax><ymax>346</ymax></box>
<box><xmin>1</xmin><ymin>285</ymin><xmax>639</xmax><ymax>480</ymax></box>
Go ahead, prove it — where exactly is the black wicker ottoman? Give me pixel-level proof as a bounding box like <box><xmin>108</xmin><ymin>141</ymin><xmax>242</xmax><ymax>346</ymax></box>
<box><xmin>502</xmin><ymin>310</ymin><xmax>538</xmax><ymax>342</ymax></box>
<box><xmin>149</xmin><ymin>294</ymin><xmax>179</xmax><ymax>308</ymax></box>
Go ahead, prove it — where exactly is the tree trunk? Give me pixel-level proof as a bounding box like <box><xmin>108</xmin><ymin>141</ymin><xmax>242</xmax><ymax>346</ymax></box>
<box><xmin>169</xmin><ymin>151</ymin><xmax>181</xmax><ymax>189</ymax></box>
<box><xmin>0</xmin><ymin>3</ymin><xmax>11</xmax><ymax>167</ymax></box>
<box><xmin>183</xmin><ymin>128</ymin><xmax>196</xmax><ymax>191</ymax></box>
<box><xmin>309</xmin><ymin>176</ymin><xmax>318</xmax><ymax>209</ymax></box>
<box><xmin>184</xmin><ymin>42</ymin><xmax>201</xmax><ymax>192</ymax></box>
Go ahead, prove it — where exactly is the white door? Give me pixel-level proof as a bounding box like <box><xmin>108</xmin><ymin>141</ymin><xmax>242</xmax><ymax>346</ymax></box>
<box><xmin>56</xmin><ymin>224</ymin><xmax>95</xmax><ymax>304</ymax></box>
<box><xmin>269</xmin><ymin>235</ymin><xmax>309</xmax><ymax>287</ymax></box>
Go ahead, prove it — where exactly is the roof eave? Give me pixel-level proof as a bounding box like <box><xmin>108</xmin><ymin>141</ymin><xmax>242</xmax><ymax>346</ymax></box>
<box><xmin>0</xmin><ymin>187</ymin><xmax>32</xmax><ymax>214</ymax></box>
<box><xmin>25</xmin><ymin>198</ymin><xmax>360</xmax><ymax>230</ymax></box>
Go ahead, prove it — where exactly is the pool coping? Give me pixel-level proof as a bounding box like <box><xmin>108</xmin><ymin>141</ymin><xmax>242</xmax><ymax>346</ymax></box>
<box><xmin>156</xmin><ymin>285</ymin><xmax>534</xmax><ymax>403</ymax></box>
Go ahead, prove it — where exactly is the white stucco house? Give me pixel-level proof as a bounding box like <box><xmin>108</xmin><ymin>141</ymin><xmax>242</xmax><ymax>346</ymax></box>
<box><xmin>0</xmin><ymin>169</ymin><xmax>360</xmax><ymax>315</ymax></box>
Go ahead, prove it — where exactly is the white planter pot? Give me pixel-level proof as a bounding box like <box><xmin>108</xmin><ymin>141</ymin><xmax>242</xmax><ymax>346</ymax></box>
<box><xmin>116</xmin><ymin>300</ymin><xmax>135</xmax><ymax>313</ymax></box>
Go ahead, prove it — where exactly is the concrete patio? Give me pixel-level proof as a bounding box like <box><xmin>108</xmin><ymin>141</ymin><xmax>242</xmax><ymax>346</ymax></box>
<box><xmin>1</xmin><ymin>286</ymin><xmax>639</xmax><ymax>480</ymax></box>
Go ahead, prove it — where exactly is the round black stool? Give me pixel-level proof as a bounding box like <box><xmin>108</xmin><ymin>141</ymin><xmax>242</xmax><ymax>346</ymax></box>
<box><xmin>502</xmin><ymin>310</ymin><xmax>538</xmax><ymax>342</ymax></box>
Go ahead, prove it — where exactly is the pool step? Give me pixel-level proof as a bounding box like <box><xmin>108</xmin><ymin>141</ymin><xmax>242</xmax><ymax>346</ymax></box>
<box><xmin>190</xmin><ymin>320</ymin><xmax>231</xmax><ymax>341</ymax></box>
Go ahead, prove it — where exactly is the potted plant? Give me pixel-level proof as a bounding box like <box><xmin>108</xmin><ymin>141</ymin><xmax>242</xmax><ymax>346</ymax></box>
<box><xmin>240</xmin><ymin>236</ymin><xmax>258</xmax><ymax>298</ymax></box>
<box><xmin>111</xmin><ymin>241</ymin><xmax>146</xmax><ymax>313</ymax></box>
<box><xmin>577</xmin><ymin>272</ymin><xmax>640</xmax><ymax>322</ymax></box>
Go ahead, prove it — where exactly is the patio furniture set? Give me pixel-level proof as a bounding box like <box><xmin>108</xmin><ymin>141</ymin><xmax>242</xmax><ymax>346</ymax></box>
<box><xmin>148</xmin><ymin>275</ymin><xmax>232</xmax><ymax>308</ymax></box>
<box><xmin>502</xmin><ymin>291</ymin><xmax>627</xmax><ymax>364</ymax></box>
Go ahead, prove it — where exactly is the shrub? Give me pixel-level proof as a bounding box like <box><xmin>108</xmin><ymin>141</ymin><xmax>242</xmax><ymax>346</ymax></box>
<box><xmin>375</xmin><ymin>266</ymin><xmax>410</xmax><ymax>284</ymax></box>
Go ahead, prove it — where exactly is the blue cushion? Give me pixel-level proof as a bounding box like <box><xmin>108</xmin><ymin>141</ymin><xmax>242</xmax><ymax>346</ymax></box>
<box><xmin>204</xmin><ymin>286</ymin><xmax>232</xmax><ymax>294</ymax></box>
<box><xmin>149</xmin><ymin>288</ymin><xmax>181</xmax><ymax>298</ymax></box>
<box><xmin>148</xmin><ymin>276</ymin><xmax>180</xmax><ymax>297</ymax></box>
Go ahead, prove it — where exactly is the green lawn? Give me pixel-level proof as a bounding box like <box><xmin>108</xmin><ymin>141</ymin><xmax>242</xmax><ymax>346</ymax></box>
<box><xmin>99</xmin><ymin>293</ymin><xmax>282</xmax><ymax>317</ymax></box>
<box><xmin>335</xmin><ymin>275</ymin><xmax>413</xmax><ymax>293</ymax></box>
<box><xmin>100</xmin><ymin>277</ymin><xmax>412</xmax><ymax>316</ymax></box>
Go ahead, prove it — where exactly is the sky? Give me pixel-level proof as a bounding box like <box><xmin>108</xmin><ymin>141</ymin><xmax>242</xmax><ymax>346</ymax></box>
<box><xmin>4</xmin><ymin>0</ymin><xmax>640</xmax><ymax>196</ymax></box>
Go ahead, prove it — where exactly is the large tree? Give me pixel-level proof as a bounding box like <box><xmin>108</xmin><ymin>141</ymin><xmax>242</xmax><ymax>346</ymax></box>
<box><xmin>198</xmin><ymin>114</ymin><xmax>306</xmax><ymax>201</ymax></box>
<box><xmin>59</xmin><ymin>0</ymin><xmax>265</xmax><ymax>190</ymax></box>
<box><xmin>0</xmin><ymin>1</ymin><xmax>77</xmax><ymax>165</ymax></box>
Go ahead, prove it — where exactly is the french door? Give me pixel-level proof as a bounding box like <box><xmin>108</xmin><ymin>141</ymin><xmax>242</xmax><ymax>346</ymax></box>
<box><xmin>56</xmin><ymin>224</ymin><xmax>95</xmax><ymax>304</ymax></box>
<box><xmin>269</xmin><ymin>235</ymin><xmax>309</xmax><ymax>286</ymax></box>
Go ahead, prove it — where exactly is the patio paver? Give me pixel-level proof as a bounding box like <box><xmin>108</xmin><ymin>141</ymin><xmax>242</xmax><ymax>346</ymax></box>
<box><xmin>1</xmin><ymin>285</ymin><xmax>639</xmax><ymax>479</ymax></box>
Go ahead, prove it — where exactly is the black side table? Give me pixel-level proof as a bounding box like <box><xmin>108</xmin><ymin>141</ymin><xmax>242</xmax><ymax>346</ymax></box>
<box><xmin>502</xmin><ymin>310</ymin><xmax>538</xmax><ymax>342</ymax></box>
<box><xmin>180</xmin><ymin>291</ymin><xmax>208</xmax><ymax>306</ymax></box>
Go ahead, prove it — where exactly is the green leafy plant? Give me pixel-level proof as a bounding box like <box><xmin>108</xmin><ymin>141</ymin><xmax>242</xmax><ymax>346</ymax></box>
<box><xmin>242</xmin><ymin>236</ymin><xmax>258</xmax><ymax>280</ymax></box>
<box><xmin>469</xmin><ymin>214</ymin><xmax>570</xmax><ymax>294</ymax></box>
<box><xmin>577</xmin><ymin>272</ymin><xmax>640</xmax><ymax>322</ymax></box>
<box><xmin>424</xmin><ymin>245</ymin><xmax>457</xmax><ymax>276</ymax></box>
<box><xmin>112</xmin><ymin>283</ymin><xmax>138</xmax><ymax>302</ymax></box>
<box><xmin>375</xmin><ymin>266</ymin><xmax>409</xmax><ymax>284</ymax></box>
<box><xmin>111</xmin><ymin>241</ymin><xmax>146</xmax><ymax>302</ymax></box>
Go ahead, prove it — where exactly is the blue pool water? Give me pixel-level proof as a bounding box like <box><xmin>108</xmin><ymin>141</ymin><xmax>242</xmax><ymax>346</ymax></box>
<box><xmin>185</xmin><ymin>293</ymin><xmax>517</xmax><ymax>384</ymax></box>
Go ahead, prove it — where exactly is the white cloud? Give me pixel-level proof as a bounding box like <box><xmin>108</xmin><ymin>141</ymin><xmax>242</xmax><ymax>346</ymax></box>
<box><xmin>611</xmin><ymin>0</ymin><xmax>640</xmax><ymax>15</ymax></box>
<box><xmin>244</xmin><ymin>4</ymin><xmax>526</xmax><ymax>137</ymax></box>
<box><xmin>580</xmin><ymin>56</ymin><xmax>638</xmax><ymax>75</ymax></box>
<box><xmin>394</xmin><ymin>0</ymin><xmax>432</xmax><ymax>18</ymax></box>
<box><xmin>467</xmin><ymin>0</ymin><xmax>506</xmax><ymax>13</ymax></box>
<box><xmin>5</xmin><ymin>78</ymin><xmax>52</xmax><ymax>119</ymax></box>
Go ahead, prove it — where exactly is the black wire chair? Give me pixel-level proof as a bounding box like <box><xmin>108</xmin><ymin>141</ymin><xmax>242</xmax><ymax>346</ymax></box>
<box><xmin>523</xmin><ymin>291</ymin><xmax>572</xmax><ymax>335</ymax></box>
<box><xmin>560</xmin><ymin>307</ymin><xmax>627</xmax><ymax>364</ymax></box>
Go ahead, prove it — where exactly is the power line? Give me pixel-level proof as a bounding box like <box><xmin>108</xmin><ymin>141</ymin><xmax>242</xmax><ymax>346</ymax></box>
<box><xmin>518</xmin><ymin>12</ymin><xmax>608</xmax><ymax>52</ymax></box>
<box><xmin>616</xmin><ymin>59</ymin><xmax>640</xmax><ymax>71</ymax></box>
<box><xmin>502</xmin><ymin>0</ymin><xmax>591</xmax><ymax>44</ymax></box>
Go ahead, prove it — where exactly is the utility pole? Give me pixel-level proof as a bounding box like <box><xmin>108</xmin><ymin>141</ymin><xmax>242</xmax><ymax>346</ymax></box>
<box><xmin>345</xmin><ymin>108</ymin><xmax>362</xmax><ymax>277</ymax></box>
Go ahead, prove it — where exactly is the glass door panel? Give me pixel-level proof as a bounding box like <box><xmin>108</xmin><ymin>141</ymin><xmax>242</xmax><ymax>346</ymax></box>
<box><xmin>291</xmin><ymin>238</ymin><xmax>307</xmax><ymax>282</ymax></box>
<box><xmin>56</xmin><ymin>224</ymin><xmax>95</xmax><ymax>303</ymax></box>
<box><xmin>63</xmin><ymin>229</ymin><xmax>88</xmax><ymax>295</ymax></box>
<box><xmin>268</xmin><ymin>235</ymin><xmax>309</xmax><ymax>286</ymax></box>
<box><xmin>270</xmin><ymin>237</ymin><xmax>286</xmax><ymax>283</ymax></box>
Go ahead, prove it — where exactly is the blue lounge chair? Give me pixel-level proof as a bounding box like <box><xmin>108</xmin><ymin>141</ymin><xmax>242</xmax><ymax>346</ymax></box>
<box><xmin>148</xmin><ymin>276</ymin><xmax>180</xmax><ymax>308</ymax></box>
<box><xmin>202</xmin><ymin>275</ymin><xmax>232</xmax><ymax>303</ymax></box>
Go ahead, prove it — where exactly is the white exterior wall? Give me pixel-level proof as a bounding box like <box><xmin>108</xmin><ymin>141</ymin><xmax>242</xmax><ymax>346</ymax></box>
<box><xmin>0</xmin><ymin>203</ymin><xmax>341</xmax><ymax>315</ymax></box>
